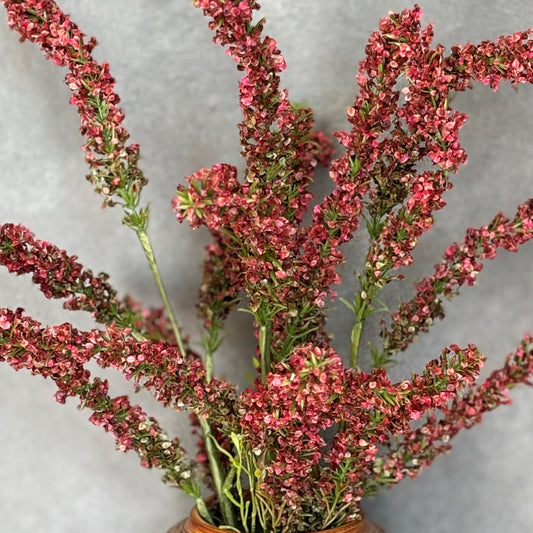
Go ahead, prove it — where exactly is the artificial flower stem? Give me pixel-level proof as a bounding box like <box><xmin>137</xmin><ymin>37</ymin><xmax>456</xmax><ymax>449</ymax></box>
<box><xmin>350</xmin><ymin>301</ymin><xmax>368</xmax><ymax>368</ymax></box>
<box><xmin>198</xmin><ymin>417</ymin><xmax>238</xmax><ymax>529</ymax></box>
<box><xmin>259</xmin><ymin>323</ymin><xmax>272</xmax><ymax>383</ymax></box>
<box><xmin>205</xmin><ymin>348</ymin><xmax>214</xmax><ymax>382</ymax></box>
<box><xmin>202</xmin><ymin>326</ymin><xmax>222</xmax><ymax>382</ymax></box>
<box><xmin>136</xmin><ymin>229</ymin><xmax>186</xmax><ymax>355</ymax></box>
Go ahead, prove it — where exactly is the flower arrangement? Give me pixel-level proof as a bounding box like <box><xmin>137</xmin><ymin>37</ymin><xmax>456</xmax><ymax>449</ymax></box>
<box><xmin>2</xmin><ymin>1</ymin><xmax>533</xmax><ymax>532</ymax></box>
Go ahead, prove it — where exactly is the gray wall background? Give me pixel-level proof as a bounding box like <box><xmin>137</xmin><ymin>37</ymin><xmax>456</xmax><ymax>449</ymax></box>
<box><xmin>1</xmin><ymin>1</ymin><xmax>533</xmax><ymax>532</ymax></box>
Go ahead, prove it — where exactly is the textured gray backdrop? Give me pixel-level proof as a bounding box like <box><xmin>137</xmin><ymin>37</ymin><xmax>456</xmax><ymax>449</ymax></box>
<box><xmin>1</xmin><ymin>1</ymin><xmax>533</xmax><ymax>532</ymax></box>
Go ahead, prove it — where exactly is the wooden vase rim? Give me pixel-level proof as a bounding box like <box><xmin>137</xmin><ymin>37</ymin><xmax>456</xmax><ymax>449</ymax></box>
<box><xmin>176</xmin><ymin>505</ymin><xmax>374</xmax><ymax>533</ymax></box>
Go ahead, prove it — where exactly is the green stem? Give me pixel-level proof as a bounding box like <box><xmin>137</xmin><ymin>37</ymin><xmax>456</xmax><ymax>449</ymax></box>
<box><xmin>136</xmin><ymin>229</ymin><xmax>186</xmax><ymax>355</ymax></box>
<box><xmin>350</xmin><ymin>295</ymin><xmax>369</xmax><ymax>368</ymax></box>
<box><xmin>205</xmin><ymin>349</ymin><xmax>214</xmax><ymax>383</ymax></box>
<box><xmin>198</xmin><ymin>417</ymin><xmax>238</xmax><ymax>529</ymax></box>
<box><xmin>202</xmin><ymin>325</ymin><xmax>222</xmax><ymax>382</ymax></box>
<box><xmin>349</xmin><ymin>318</ymin><xmax>363</xmax><ymax>368</ymax></box>
<box><xmin>259</xmin><ymin>323</ymin><xmax>272</xmax><ymax>383</ymax></box>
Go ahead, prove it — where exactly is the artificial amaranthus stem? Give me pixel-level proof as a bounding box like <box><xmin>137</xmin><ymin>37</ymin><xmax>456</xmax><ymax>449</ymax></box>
<box><xmin>259</xmin><ymin>323</ymin><xmax>272</xmax><ymax>383</ymax></box>
<box><xmin>349</xmin><ymin>282</ymin><xmax>374</xmax><ymax>368</ymax></box>
<box><xmin>349</xmin><ymin>307</ymin><xmax>366</xmax><ymax>368</ymax></box>
<box><xmin>202</xmin><ymin>325</ymin><xmax>224</xmax><ymax>382</ymax></box>
<box><xmin>198</xmin><ymin>417</ymin><xmax>238</xmax><ymax>529</ymax></box>
<box><xmin>136</xmin><ymin>229</ymin><xmax>186</xmax><ymax>355</ymax></box>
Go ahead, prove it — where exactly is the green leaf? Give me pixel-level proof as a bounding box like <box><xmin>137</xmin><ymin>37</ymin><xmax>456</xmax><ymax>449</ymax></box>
<box><xmin>339</xmin><ymin>297</ymin><xmax>356</xmax><ymax>314</ymax></box>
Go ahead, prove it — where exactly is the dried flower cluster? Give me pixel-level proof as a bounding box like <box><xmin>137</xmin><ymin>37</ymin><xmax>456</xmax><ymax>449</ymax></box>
<box><xmin>2</xmin><ymin>1</ymin><xmax>533</xmax><ymax>532</ymax></box>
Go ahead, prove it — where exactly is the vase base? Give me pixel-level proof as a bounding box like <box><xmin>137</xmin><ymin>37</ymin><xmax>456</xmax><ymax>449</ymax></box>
<box><xmin>166</xmin><ymin>506</ymin><xmax>386</xmax><ymax>533</ymax></box>
<box><xmin>166</xmin><ymin>518</ymin><xmax>386</xmax><ymax>533</ymax></box>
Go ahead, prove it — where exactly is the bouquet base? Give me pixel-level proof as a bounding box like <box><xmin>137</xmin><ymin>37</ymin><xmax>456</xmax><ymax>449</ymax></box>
<box><xmin>166</xmin><ymin>505</ymin><xmax>386</xmax><ymax>533</ymax></box>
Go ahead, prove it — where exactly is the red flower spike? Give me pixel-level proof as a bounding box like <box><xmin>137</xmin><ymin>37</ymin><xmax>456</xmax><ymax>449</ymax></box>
<box><xmin>2</xmin><ymin>0</ymin><xmax>146</xmax><ymax>206</ymax></box>
<box><xmin>384</xmin><ymin>199</ymin><xmax>533</xmax><ymax>353</ymax></box>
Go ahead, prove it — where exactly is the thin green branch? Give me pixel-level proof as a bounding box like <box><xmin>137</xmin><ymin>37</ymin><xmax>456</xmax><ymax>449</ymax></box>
<box><xmin>136</xmin><ymin>229</ymin><xmax>186</xmax><ymax>355</ymax></box>
<box><xmin>349</xmin><ymin>309</ymin><xmax>366</xmax><ymax>368</ymax></box>
<box><xmin>259</xmin><ymin>322</ymin><xmax>272</xmax><ymax>383</ymax></box>
<box><xmin>198</xmin><ymin>417</ymin><xmax>238</xmax><ymax>529</ymax></box>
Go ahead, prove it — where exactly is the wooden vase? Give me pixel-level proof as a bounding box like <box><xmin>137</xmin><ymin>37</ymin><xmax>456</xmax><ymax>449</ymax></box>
<box><xmin>166</xmin><ymin>505</ymin><xmax>386</xmax><ymax>533</ymax></box>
